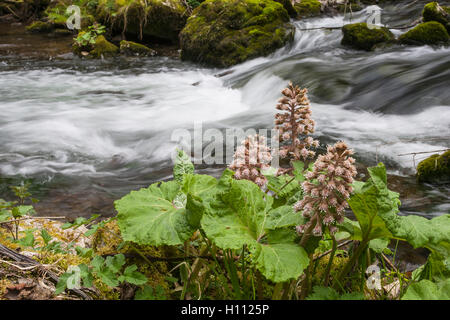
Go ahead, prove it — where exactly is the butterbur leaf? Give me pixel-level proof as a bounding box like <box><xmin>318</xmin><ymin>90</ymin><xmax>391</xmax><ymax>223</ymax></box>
<box><xmin>253</xmin><ymin>229</ymin><xmax>309</xmax><ymax>283</ymax></box>
<box><xmin>116</xmin><ymin>181</ymin><xmax>195</xmax><ymax>246</ymax></box>
<box><xmin>55</xmin><ymin>273</ymin><xmax>70</xmax><ymax>295</ymax></box>
<box><xmin>173</xmin><ymin>149</ymin><xmax>194</xmax><ymax>184</ymax></box>
<box><xmin>0</xmin><ymin>209</ymin><xmax>11</xmax><ymax>222</ymax></box>
<box><xmin>201</xmin><ymin>179</ymin><xmax>309</xmax><ymax>282</ymax></box>
<box><xmin>119</xmin><ymin>265</ymin><xmax>148</xmax><ymax>285</ymax></box>
<box><xmin>402</xmin><ymin>279</ymin><xmax>450</xmax><ymax>300</ymax></box>
<box><xmin>265</xmin><ymin>205</ymin><xmax>304</xmax><ymax>230</ymax></box>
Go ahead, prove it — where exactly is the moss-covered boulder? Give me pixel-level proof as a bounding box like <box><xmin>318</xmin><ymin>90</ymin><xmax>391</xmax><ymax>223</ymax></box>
<box><xmin>90</xmin><ymin>35</ymin><xmax>120</xmax><ymax>58</ymax></box>
<box><xmin>416</xmin><ymin>150</ymin><xmax>450</xmax><ymax>184</ymax></box>
<box><xmin>275</xmin><ymin>0</ymin><xmax>297</xmax><ymax>17</ymax></box>
<box><xmin>26</xmin><ymin>21</ymin><xmax>55</xmax><ymax>33</ymax></box>
<box><xmin>399</xmin><ymin>21</ymin><xmax>449</xmax><ymax>45</ymax></box>
<box><xmin>96</xmin><ymin>0</ymin><xmax>188</xmax><ymax>43</ymax></box>
<box><xmin>341</xmin><ymin>22</ymin><xmax>395</xmax><ymax>51</ymax></box>
<box><xmin>120</xmin><ymin>40</ymin><xmax>157</xmax><ymax>56</ymax></box>
<box><xmin>294</xmin><ymin>0</ymin><xmax>322</xmax><ymax>18</ymax></box>
<box><xmin>423</xmin><ymin>2</ymin><xmax>450</xmax><ymax>32</ymax></box>
<box><xmin>179</xmin><ymin>0</ymin><xmax>294</xmax><ymax>67</ymax></box>
<box><xmin>73</xmin><ymin>34</ymin><xmax>119</xmax><ymax>58</ymax></box>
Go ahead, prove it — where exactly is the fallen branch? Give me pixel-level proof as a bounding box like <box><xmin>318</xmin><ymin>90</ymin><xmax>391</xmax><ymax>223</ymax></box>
<box><xmin>0</xmin><ymin>243</ymin><xmax>92</xmax><ymax>300</ymax></box>
<box><xmin>0</xmin><ymin>216</ymin><xmax>66</xmax><ymax>226</ymax></box>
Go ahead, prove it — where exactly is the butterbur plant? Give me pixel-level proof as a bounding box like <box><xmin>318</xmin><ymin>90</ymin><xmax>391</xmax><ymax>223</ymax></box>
<box><xmin>295</xmin><ymin>141</ymin><xmax>357</xmax><ymax>240</ymax></box>
<box><xmin>275</xmin><ymin>82</ymin><xmax>319</xmax><ymax>174</ymax></box>
<box><xmin>229</xmin><ymin>134</ymin><xmax>272</xmax><ymax>187</ymax></box>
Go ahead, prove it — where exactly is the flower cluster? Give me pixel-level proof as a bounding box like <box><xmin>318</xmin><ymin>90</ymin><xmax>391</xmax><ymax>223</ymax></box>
<box><xmin>294</xmin><ymin>141</ymin><xmax>357</xmax><ymax>236</ymax></box>
<box><xmin>275</xmin><ymin>83</ymin><xmax>319</xmax><ymax>173</ymax></box>
<box><xmin>229</xmin><ymin>135</ymin><xmax>272</xmax><ymax>187</ymax></box>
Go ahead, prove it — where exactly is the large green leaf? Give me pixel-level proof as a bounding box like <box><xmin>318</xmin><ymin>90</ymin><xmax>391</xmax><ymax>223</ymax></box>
<box><xmin>402</xmin><ymin>279</ymin><xmax>450</xmax><ymax>300</ymax></box>
<box><xmin>348</xmin><ymin>163</ymin><xmax>450</xmax><ymax>269</ymax></box>
<box><xmin>200</xmin><ymin>179</ymin><xmax>309</xmax><ymax>282</ymax></box>
<box><xmin>115</xmin><ymin>180</ymin><xmax>193</xmax><ymax>246</ymax></box>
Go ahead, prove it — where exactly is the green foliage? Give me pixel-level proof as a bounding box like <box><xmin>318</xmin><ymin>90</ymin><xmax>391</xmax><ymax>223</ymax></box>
<box><xmin>402</xmin><ymin>279</ymin><xmax>450</xmax><ymax>300</ymax></box>
<box><xmin>294</xmin><ymin>0</ymin><xmax>321</xmax><ymax>18</ymax></box>
<box><xmin>173</xmin><ymin>149</ymin><xmax>194</xmax><ymax>184</ymax></box>
<box><xmin>56</xmin><ymin>253</ymin><xmax>147</xmax><ymax>294</ymax></box>
<box><xmin>73</xmin><ymin>23</ymin><xmax>106</xmax><ymax>47</ymax></box>
<box><xmin>307</xmin><ymin>286</ymin><xmax>364</xmax><ymax>300</ymax></box>
<box><xmin>135</xmin><ymin>284</ymin><xmax>167</xmax><ymax>300</ymax></box>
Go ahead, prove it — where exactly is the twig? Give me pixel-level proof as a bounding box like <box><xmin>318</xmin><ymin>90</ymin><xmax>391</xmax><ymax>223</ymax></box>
<box><xmin>0</xmin><ymin>216</ymin><xmax>66</xmax><ymax>226</ymax></box>
<box><xmin>397</xmin><ymin>149</ymin><xmax>448</xmax><ymax>156</ymax></box>
<box><xmin>314</xmin><ymin>240</ymin><xmax>352</xmax><ymax>261</ymax></box>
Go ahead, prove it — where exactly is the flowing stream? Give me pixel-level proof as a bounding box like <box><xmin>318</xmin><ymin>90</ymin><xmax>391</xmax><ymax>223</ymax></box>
<box><xmin>0</xmin><ymin>1</ymin><xmax>449</xmax><ymax>220</ymax></box>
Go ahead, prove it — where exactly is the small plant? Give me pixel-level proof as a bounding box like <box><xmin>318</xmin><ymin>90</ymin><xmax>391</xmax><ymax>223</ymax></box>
<box><xmin>73</xmin><ymin>23</ymin><xmax>106</xmax><ymax>47</ymax></box>
<box><xmin>0</xmin><ymin>182</ymin><xmax>37</xmax><ymax>240</ymax></box>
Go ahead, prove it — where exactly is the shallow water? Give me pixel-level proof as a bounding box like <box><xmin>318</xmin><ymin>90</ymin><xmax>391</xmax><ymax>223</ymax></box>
<box><xmin>0</xmin><ymin>1</ymin><xmax>449</xmax><ymax>219</ymax></box>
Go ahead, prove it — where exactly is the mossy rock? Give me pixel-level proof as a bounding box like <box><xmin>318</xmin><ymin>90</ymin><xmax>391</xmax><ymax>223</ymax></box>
<box><xmin>89</xmin><ymin>35</ymin><xmax>119</xmax><ymax>58</ymax></box>
<box><xmin>416</xmin><ymin>150</ymin><xmax>450</xmax><ymax>184</ymax></box>
<box><xmin>44</xmin><ymin>0</ymin><xmax>96</xmax><ymax>30</ymax></box>
<box><xmin>275</xmin><ymin>0</ymin><xmax>297</xmax><ymax>17</ymax></box>
<box><xmin>179</xmin><ymin>0</ymin><xmax>294</xmax><ymax>67</ymax></box>
<box><xmin>120</xmin><ymin>40</ymin><xmax>157</xmax><ymax>56</ymax></box>
<box><xmin>341</xmin><ymin>22</ymin><xmax>395</xmax><ymax>51</ymax></box>
<box><xmin>399</xmin><ymin>21</ymin><xmax>449</xmax><ymax>45</ymax></box>
<box><xmin>294</xmin><ymin>0</ymin><xmax>321</xmax><ymax>18</ymax></box>
<box><xmin>26</xmin><ymin>21</ymin><xmax>55</xmax><ymax>33</ymax></box>
<box><xmin>96</xmin><ymin>0</ymin><xmax>188</xmax><ymax>43</ymax></box>
<box><xmin>423</xmin><ymin>2</ymin><xmax>450</xmax><ymax>32</ymax></box>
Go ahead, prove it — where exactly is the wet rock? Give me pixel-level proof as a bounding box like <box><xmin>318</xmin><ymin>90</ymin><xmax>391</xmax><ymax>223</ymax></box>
<box><xmin>416</xmin><ymin>150</ymin><xmax>450</xmax><ymax>184</ymax></box>
<box><xmin>399</xmin><ymin>21</ymin><xmax>449</xmax><ymax>45</ymax></box>
<box><xmin>179</xmin><ymin>0</ymin><xmax>295</xmax><ymax>67</ymax></box>
<box><xmin>423</xmin><ymin>2</ymin><xmax>450</xmax><ymax>32</ymax></box>
<box><xmin>294</xmin><ymin>0</ymin><xmax>322</xmax><ymax>18</ymax></box>
<box><xmin>341</xmin><ymin>22</ymin><xmax>395</xmax><ymax>51</ymax></box>
<box><xmin>120</xmin><ymin>40</ymin><xmax>157</xmax><ymax>56</ymax></box>
<box><xmin>73</xmin><ymin>33</ymin><xmax>119</xmax><ymax>58</ymax></box>
<box><xmin>96</xmin><ymin>0</ymin><xmax>188</xmax><ymax>43</ymax></box>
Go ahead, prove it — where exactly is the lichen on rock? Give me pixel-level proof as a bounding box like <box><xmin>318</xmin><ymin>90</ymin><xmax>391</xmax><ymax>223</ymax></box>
<box><xmin>416</xmin><ymin>150</ymin><xmax>450</xmax><ymax>184</ymax></box>
<box><xmin>179</xmin><ymin>0</ymin><xmax>295</xmax><ymax>67</ymax></box>
<box><xmin>399</xmin><ymin>21</ymin><xmax>449</xmax><ymax>45</ymax></box>
<box><xmin>341</xmin><ymin>22</ymin><xmax>395</xmax><ymax>51</ymax></box>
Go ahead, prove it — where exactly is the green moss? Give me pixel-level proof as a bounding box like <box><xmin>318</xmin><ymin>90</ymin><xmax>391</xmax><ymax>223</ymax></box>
<box><xmin>274</xmin><ymin>0</ymin><xmax>296</xmax><ymax>17</ymax></box>
<box><xmin>89</xmin><ymin>35</ymin><xmax>119</xmax><ymax>58</ymax></box>
<box><xmin>341</xmin><ymin>22</ymin><xmax>395</xmax><ymax>51</ymax></box>
<box><xmin>423</xmin><ymin>2</ymin><xmax>450</xmax><ymax>32</ymax></box>
<box><xmin>416</xmin><ymin>150</ymin><xmax>450</xmax><ymax>184</ymax></box>
<box><xmin>294</xmin><ymin>0</ymin><xmax>321</xmax><ymax>18</ymax></box>
<box><xmin>179</xmin><ymin>0</ymin><xmax>294</xmax><ymax>67</ymax></box>
<box><xmin>399</xmin><ymin>21</ymin><xmax>449</xmax><ymax>45</ymax></box>
<box><xmin>96</xmin><ymin>0</ymin><xmax>188</xmax><ymax>42</ymax></box>
<box><xmin>26</xmin><ymin>21</ymin><xmax>54</xmax><ymax>33</ymax></box>
<box><xmin>120</xmin><ymin>40</ymin><xmax>156</xmax><ymax>56</ymax></box>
